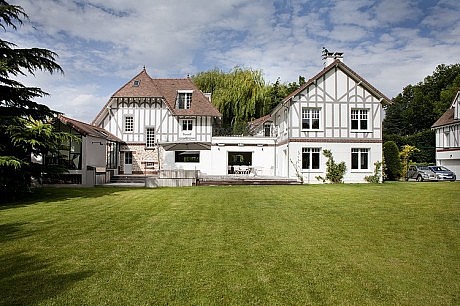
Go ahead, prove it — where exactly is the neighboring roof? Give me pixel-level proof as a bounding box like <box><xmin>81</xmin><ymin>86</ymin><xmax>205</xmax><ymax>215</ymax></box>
<box><xmin>93</xmin><ymin>68</ymin><xmax>221</xmax><ymax>124</ymax></box>
<box><xmin>432</xmin><ymin>90</ymin><xmax>460</xmax><ymax>128</ymax></box>
<box><xmin>432</xmin><ymin>108</ymin><xmax>459</xmax><ymax>128</ymax></box>
<box><xmin>248</xmin><ymin>114</ymin><xmax>272</xmax><ymax>133</ymax></box>
<box><xmin>58</xmin><ymin>115</ymin><xmax>123</xmax><ymax>143</ymax></box>
<box><xmin>280</xmin><ymin>59</ymin><xmax>391</xmax><ymax>107</ymax></box>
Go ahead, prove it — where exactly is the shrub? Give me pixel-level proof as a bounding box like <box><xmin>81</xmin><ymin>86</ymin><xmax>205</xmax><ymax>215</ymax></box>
<box><xmin>316</xmin><ymin>149</ymin><xmax>346</xmax><ymax>183</ymax></box>
<box><xmin>365</xmin><ymin>161</ymin><xmax>383</xmax><ymax>183</ymax></box>
<box><xmin>400</xmin><ymin>145</ymin><xmax>420</xmax><ymax>179</ymax></box>
<box><xmin>383</xmin><ymin>141</ymin><xmax>402</xmax><ymax>181</ymax></box>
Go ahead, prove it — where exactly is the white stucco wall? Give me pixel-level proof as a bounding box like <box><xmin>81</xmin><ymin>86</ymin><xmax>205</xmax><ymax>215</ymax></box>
<box><xmin>283</xmin><ymin>142</ymin><xmax>382</xmax><ymax>184</ymax></box>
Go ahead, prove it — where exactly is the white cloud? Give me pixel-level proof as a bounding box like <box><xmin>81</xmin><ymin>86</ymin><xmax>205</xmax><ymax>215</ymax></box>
<box><xmin>5</xmin><ymin>0</ymin><xmax>460</xmax><ymax>123</ymax></box>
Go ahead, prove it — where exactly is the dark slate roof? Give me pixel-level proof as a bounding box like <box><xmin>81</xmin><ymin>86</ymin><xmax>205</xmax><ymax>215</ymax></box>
<box><xmin>281</xmin><ymin>59</ymin><xmax>391</xmax><ymax>105</ymax></box>
<box><xmin>432</xmin><ymin>108</ymin><xmax>459</xmax><ymax>128</ymax></box>
<box><xmin>59</xmin><ymin>115</ymin><xmax>123</xmax><ymax>143</ymax></box>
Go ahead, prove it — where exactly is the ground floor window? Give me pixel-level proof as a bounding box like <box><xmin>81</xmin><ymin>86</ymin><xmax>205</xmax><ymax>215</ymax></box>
<box><xmin>227</xmin><ymin>152</ymin><xmax>253</xmax><ymax>174</ymax></box>
<box><xmin>175</xmin><ymin>151</ymin><xmax>200</xmax><ymax>163</ymax></box>
<box><xmin>106</xmin><ymin>141</ymin><xmax>119</xmax><ymax>169</ymax></box>
<box><xmin>351</xmin><ymin>148</ymin><xmax>369</xmax><ymax>170</ymax></box>
<box><xmin>302</xmin><ymin>148</ymin><xmax>320</xmax><ymax>169</ymax></box>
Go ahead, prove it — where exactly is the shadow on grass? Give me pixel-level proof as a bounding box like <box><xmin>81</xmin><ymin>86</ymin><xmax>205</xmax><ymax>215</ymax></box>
<box><xmin>0</xmin><ymin>222</ymin><xmax>34</xmax><ymax>243</ymax></box>
<box><xmin>1</xmin><ymin>186</ymin><xmax>141</xmax><ymax>209</ymax></box>
<box><xmin>0</xmin><ymin>251</ymin><xmax>93</xmax><ymax>306</ymax></box>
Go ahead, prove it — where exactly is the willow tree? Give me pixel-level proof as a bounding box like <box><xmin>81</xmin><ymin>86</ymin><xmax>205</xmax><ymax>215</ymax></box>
<box><xmin>192</xmin><ymin>67</ymin><xmax>270</xmax><ymax>134</ymax></box>
<box><xmin>0</xmin><ymin>0</ymin><xmax>65</xmax><ymax>201</ymax></box>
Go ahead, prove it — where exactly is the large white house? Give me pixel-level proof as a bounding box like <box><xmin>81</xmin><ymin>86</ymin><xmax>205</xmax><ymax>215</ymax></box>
<box><xmin>93</xmin><ymin>51</ymin><xmax>390</xmax><ymax>183</ymax></box>
<box><xmin>432</xmin><ymin>91</ymin><xmax>460</xmax><ymax>179</ymax></box>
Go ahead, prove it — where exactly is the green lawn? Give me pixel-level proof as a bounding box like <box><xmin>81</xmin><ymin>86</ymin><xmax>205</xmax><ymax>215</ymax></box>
<box><xmin>0</xmin><ymin>183</ymin><xmax>459</xmax><ymax>305</ymax></box>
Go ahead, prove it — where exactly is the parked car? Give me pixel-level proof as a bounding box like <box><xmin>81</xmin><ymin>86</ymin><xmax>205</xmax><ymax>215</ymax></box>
<box><xmin>427</xmin><ymin>166</ymin><xmax>456</xmax><ymax>181</ymax></box>
<box><xmin>406</xmin><ymin>165</ymin><xmax>456</xmax><ymax>181</ymax></box>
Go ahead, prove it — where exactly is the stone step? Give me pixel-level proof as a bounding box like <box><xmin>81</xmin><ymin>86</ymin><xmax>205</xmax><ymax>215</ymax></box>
<box><xmin>197</xmin><ymin>178</ymin><xmax>301</xmax><ymax>186</ymax></box>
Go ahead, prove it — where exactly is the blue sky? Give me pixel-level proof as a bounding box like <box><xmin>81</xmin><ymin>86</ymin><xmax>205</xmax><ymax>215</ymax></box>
<box><xmin>7</xmin><ymin>0</ymin><xmax>460</xmax><ymax>123</ymax></box>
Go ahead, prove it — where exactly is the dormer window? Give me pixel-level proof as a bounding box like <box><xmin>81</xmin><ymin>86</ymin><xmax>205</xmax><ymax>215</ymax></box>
<box><xmin>176</xmin><ymin>90</ymin><xmax>193</xmax><ymax>109</ymax></box>
<box><xmin>133</xmin><ymin>80</ymin><xmax>140</xmax><ymax>87</ymax></box>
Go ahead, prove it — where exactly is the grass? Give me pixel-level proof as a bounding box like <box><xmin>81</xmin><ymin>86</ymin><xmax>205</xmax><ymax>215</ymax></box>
<box><xmin>0</xmin><ymin>182</ymin><xmax>459</xmax><ymax>305</ymax></box>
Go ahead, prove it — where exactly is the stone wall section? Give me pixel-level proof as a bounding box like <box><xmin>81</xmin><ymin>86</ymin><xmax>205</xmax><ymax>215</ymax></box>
<box><xmin>120</xmin><ymin>144</ymin><xmax>165</xmax><ymax>174</ymax></box>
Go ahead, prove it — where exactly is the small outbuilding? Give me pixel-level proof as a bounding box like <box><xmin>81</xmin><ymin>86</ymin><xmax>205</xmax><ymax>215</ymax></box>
<box><xmin>43</xmin><ymin>115</ymin><xmax>124</xmax><ymax>186</ymax></box>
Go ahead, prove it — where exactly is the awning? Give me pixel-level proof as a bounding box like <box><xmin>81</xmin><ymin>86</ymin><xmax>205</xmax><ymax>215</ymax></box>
<box><xmin>160</xmin><ymin>142</ymin><xmax>212</xmax><ymax>151</ymax></box>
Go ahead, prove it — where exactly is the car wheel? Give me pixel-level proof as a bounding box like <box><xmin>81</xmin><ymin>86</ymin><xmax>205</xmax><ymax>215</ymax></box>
<box><xmin>416</xmin><ymin>175</ymin><xmax>423</xmax><ymax>182</ymax></box>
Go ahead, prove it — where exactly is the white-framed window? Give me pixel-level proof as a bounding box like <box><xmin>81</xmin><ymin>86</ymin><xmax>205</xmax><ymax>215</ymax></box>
<box><xmin>351</xmin><ymin>148</ymin><xmax>369</xmax><ymax>170</ymax></box>
<box><xmin>176</xmin><ymin>91</ymin><xmax>192</xmax><ymax>109</ymax></box>
<box><xmin>302</xmin><ymin>108</ymin><xmax>320</xmax><ymax>130</ymax></box>
<box><xmin>182</xmin><ymin>119</ymin><xmax>193</xmax><ymax>131</ymax></box>
<box><xmin>264</xmin><ymin>123</ymin><xmax>271</xmax><ymax>137</ymax></box>
<box><xmin>146</xmin><ymin>127</ymin><xmax>155</xmax><ymax>148</ymax></box>
<box><xmin>302</xmin><ymin>148</ymin><xmax>321</xmax><ymax>170</ymax></box>
<box><xmin>351</xmin><ymin>109</ymin><xmax>368</xmax><ymax>130</ymax></box>
<box><xmin>124</xmin><ymin>116</ymin><xmax>133</xmax><ymax>132</ymax></box>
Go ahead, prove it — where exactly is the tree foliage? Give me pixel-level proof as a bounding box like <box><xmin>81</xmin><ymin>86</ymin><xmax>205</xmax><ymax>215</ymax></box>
<box><xmin>383</xmin><ymin>64</ymin><xmax>460</xmax><ymax>136</ymax></box>
<box><xmin>383</xmin><ymin>63</ymin><xmax>460</xmax><ymax>164</ymax></box>
<box><xmin>192</xmin><ymin>68</ymin><xmax>303</xmax><ymax>134</ymax></box>
<box><xmin>0</xmin><ymin>1</ymin><xmax>65</xmax><ymax>202</ymax></box>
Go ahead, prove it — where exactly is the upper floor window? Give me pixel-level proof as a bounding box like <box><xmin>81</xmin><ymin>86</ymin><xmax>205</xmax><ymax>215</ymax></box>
<box><xmin>351</xmin><ymin>109</ymin><xmax>368</xmax><ymax>130</ymax></box>
<box><xmin>302</xmin><ymin>148</ymin><xmax>321</xmax><ymax>170</ymax></box>
<box><xmin>146</xmin><ymin>127</ymin><xmax>155</xmax><ymax>148</ymax></box>
<box><xmin>133</xmin><ymin>80</ymin><xmax>140</xmax><ymax>87</ymax></box>
<box><xmin>264</xmin><ymin>123</ymin><xmax>271</xmax><ymax>137</ymax></box>
<box><xmin>176</xmin><ymin>91</ymin><xmax>192</xmax><ymax>109</ymax></box>
<box><xmin>124</xmin><ymin>116</ymin><xmax>133</xmax><ymax>132</ymax></box>
<box><xmin>302</xmin><ymin>108</ymin><xmax>320</xmax><ymax>130</ymax></box>
<box><xmin>182</xmin><ymin>119</ymin><xmax>193</xmax><ymax>131</ymax></box>
<box><xmin>443</xmin><ymin>131</ymin><xmax>450</xmax><ymax>148</ymax></box>
<box><xmin>351</xmin><ymin>148</ymin><xmax>369</xmax><ymax>170</ymax></box>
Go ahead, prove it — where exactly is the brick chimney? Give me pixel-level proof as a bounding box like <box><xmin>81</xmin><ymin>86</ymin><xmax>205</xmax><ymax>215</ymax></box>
<box><xmin>322</xmin><ymin>47</ymin><xmax>344</xmax><ymax>66</ymax></box>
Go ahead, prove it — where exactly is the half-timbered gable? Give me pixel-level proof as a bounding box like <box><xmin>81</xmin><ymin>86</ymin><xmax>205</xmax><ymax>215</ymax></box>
<box><xmin>93</xmin><ymin>68</ymin><xmax>221</xmax><ymax>174</ymax></box>
<box><xmin>265</xmin><ymin>52</ymin><xmax>390</xmax><ymax>182</ymax></box>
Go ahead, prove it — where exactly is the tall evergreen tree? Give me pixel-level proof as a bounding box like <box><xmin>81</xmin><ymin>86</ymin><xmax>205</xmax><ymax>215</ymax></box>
<box><xmin>0</xmin><ymin>1</ymin><xmax>66</xmax><ymax>201</ymax></box>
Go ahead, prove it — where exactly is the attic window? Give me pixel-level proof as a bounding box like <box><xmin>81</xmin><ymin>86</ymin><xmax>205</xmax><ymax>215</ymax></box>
<box><xmin>133</xmin><ymin>80</ymin><xmax>140</xmax><ymax>87</ymax></box>
<box><xmin>176</xmin><ymin>90</ymin><xmax>193</xmax><ymax>109</ymax></box>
